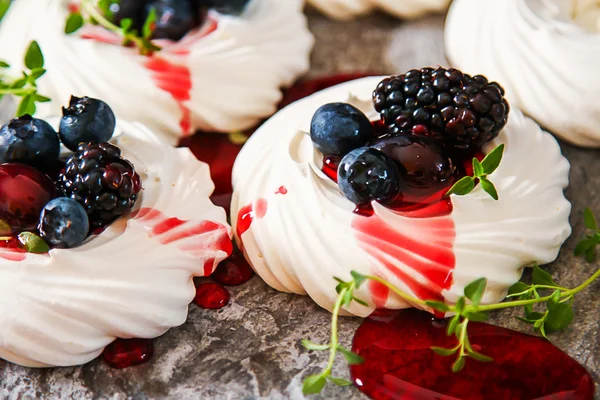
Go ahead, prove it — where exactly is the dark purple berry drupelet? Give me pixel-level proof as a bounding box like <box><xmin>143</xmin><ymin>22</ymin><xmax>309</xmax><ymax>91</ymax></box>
<box><xmin>57</xmin><ymin>142</ymin><xmax>142</xmax><ymax>230</ymax></box>
<box><xmin>373</xmin><ymin>67</ymin><xmax>509</xmax><ymax>154</ymax></box>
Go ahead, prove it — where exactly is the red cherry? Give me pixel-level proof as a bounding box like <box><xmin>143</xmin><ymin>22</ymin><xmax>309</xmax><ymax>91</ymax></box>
<box><xmin>0</xmin><ymin>163</ymin><xmax>57</xmax><ymax>234</ymax></box>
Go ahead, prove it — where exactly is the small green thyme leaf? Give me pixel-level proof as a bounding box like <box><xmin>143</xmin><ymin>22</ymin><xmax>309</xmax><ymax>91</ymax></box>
<box><xmin>0</xmin><ymin>0</ymin><xmax>10</xmax><ymax>22</ymax></box>
<box><xmin>480</xmin><ymin>143</ymin><xmax>505</xmax><ymax>174</ymax></box>
<box><xmin>532</xmin><ymin>265</ymin><xmax>557</xmax><ymax>287</ymax></box>
<box><xmin>142</xmin><ymin>6</ymin><xmax>158</xmax><ymax>39</ymax></box>
<box><xmin>507</xmin><ymin>282</ymin><xmax>530</xmax><ymax>297</ymax></box>
<box><xmin>29</xmin><ymin>67</ymin><xmax>46</xmax><ymax>80</ymax></box>
<box><xmin>463</xmin><ymin>277</ymin><xmax>487</xmax><ymax>307</ymax></box>
<box><xmin>425</xmin><ymin>300</ymin><xmax>450</xmax><ymax>313</ymax></box>
<box><xmin>455</xmin><ymin>297</ymin><xmax>466</xmax><ymax>314</ymax></box>
<box><xmin>447</xmin><ymin>315</ymin><xmax>460</xmax><ymax>336</ymax></box>
<box><xmin>352</xmin><ymin>296</ymin><xmax>369</xmax><ymax>307</ymax></box>
<box><xmin>584</xmin><ymin>207</ymin><xmax>598</xmax><ymax>230</ymax></box>
<box><xmin>302</xmin><ymin>374</ymin><xmax>327</xmax><ymax>395</ymax></box>
<box><xmin>547</xmin><ymin>290</ymin><xmax>561</xmax><ymax>310</ymax></box>
<box><xmin>469</xmin><ymin>351</ymin><xmax>493</xmax><ymax>363</ymax></box>
<box><xmin>431</xmin><ymin>346</ymin><xmax>458</xmax><ymax>356</ymax></box>
<box><xmin>472</xmin><ymin>158</ymin><xmax>484</xmax><ymax>177</ymax></box>
<box><xmin>24</xmin><ymin>41</ymin><xmax>44</xmax><ymax>70</ymax></box>
<box><xmin>462</xmin><ymin>311</ymin><xmax>488</xmax><ymax>322</ymax></box>
<box><xmin>0</xmin><ymin>61</ymin><xmax>9</xmax><ymax>68</ymax></box>
<box><xmin>328</xmin><ymin>377</ymin><xmax>352</xmax><ymax>387</ymax></box>
<box><xmin>452</xmin><ymin>356</ymin><xmax>466</xmax><ymax>373</ymax></box>
<box><xmin>120</xmin><ymin>17</ymin><xmax>134</xmax><ymax>33</ymax></box>
<box><xmin>479</xmin><ymin>177</ymin><xmax>499</xmax><ymax>201</ymax></box>
<box><xmin>338</xmin><ymin>346</ymin><xmax>364</xmax><ymax>365</ymax></box>
<box><xmin>341</xmin><ymin>289</ymin><xmax>354</xmax><ymax>307</ymax></box>
<box><xmin>18</xmin><ymin>232</ymin><xmax>50</xmax><ymax>254</ymax></box>
<box><xmin>17</xmin><ymin>95</ymin><xmax>36</xmax><ymax>117</ymax></box>
<box><xmin>301</xmin><ymin>340</ymin><xmax>330</xmax><ymax>351</ymax></box>
<box><xmin>544</xmin><ymin>303</ymin><xmax>574</xmax><ymax>332</ymax></box>
<box><xmin>65</xmin><ymin>12</ymin><xmax>84</xmax><ymax>34</ymax></box>
<box><xmin>446</xmin><ymin>176</ymin><xmax>475</xmax><ymax>197</ymax></box>
<box><xmin>350</xmin><ymin>271</ymin><xmax>367</xmax><ymax>287</ymax></box>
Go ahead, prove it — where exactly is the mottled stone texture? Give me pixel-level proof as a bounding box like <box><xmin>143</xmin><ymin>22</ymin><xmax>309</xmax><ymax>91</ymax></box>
<box><xmin>1</xmin><ymin>10</ymin><xmax>599</xmax><ymax>400</ymax></box>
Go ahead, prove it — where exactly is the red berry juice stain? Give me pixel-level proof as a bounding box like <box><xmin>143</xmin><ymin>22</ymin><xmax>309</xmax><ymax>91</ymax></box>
<box><xmin>275</xmin><ymin>186</ymin><xmax>288</xmax><ymax>195</ymax></box>
<box><xmin>0</xmin><ymin>237</ymin><xmax>27</xmax><ymax>262</ymax></box>
<box><xmin>103</xmin><ymin>338</ymin><xmax>154</xmax><ymax>369</ymax></box>
<box><xmin>194</xmin><ymin>282</ymin><xmax>230</xmax><ymax>309</ymax></box>
<box><xmin>144</xmin><ymin>56</ymin><xmax>193</xmax><ymax>136</ymax></box>
<box><xmin>134</xmin><ymin>208</ymin><xmax>233</xmax><ymax>273</ymax></box>
<box><xmin>236</xmin><ymin>199</ymin><xmax>268</xmax><ymax>238</ymax></box>
<box><xmin>351</xmin><ymin>309</ymin><xmax>595</xmax><ymax>400</ymax></box>
<box><xmin>211</xmin><ymin>251</ymin><xmax>254</xmax><ymax>286</ymax></box>
<box><xmin>353</xmin><ymin>211</ymin><xmax>455</xmax><ymax>307</ymax></box>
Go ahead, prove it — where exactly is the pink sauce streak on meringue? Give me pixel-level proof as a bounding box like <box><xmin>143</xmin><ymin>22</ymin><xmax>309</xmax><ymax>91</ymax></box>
<box><xmin>133</xmin><ymin>207</ymin><xmax>233</xmax><ymax>276</ymax></box>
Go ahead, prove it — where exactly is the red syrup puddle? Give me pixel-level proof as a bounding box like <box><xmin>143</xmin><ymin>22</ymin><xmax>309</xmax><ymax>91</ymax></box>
<box><xmin>275</xmin><ymin>186</ymin><xmax>288</xmax><ymax>195</ymax></box>
<box><xmin>102</xmin><ymin>338</ymin><xmax>154</xmax><ymax>369</ymax></box>
<box><xmin>351</xmin><ymin>309</ymin><xmax>595</xmax><ymax>400</ymax></box>
<box><xmin>144</xmin><ymin>56</ymin><xmax>193</xmax><ymax>136</ymax></box>
<box><xmin>194</xmin><ymin>282</ymin><xmax>230</xmax><ymax>309</ymax></box>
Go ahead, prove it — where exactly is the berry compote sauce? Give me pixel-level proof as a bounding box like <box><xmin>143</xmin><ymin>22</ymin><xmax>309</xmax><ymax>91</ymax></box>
<box><xmin>350</xmin><ymin>309</ymin><xmax>595</xmax><ymax>400</ymax></box>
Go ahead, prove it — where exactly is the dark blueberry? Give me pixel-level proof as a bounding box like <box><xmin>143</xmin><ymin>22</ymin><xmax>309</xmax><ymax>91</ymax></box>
<box><xmin>0</xmin><ymin>115</ymin><xmax>60</xmax><ymax>169</ymax></box>
<box><xmin>194</xmin><ymin>0</ymin><xmax>251</xmax><ymax>15</ymax></box>
<box><xmin>106</xmin><ymin>0</ymin><xmax>147</xmax><ymax>28</ymax></box>
<box><xmin>144</xmin><ymin>0</ymin><xmax>199</xmax><ymax>41</ymax></box>
<box><xmin>38</xmin><ymin>198</ymin><xmax>90</xmax><ymax>249</ymax></box>
<box><xmin>337</xmin><ymin>147</ymin><xmax>400</xmax><ymax>205</ymax></box>
<box><xmin>370</xmin><ymin>136</ymin><xmax>457</xmax><ymax>201</ymax></box>
<box><xmin>59</xmin><ymin>96</ymin><xmax>116</xmax><ymax>151</ymax></box>
<box><xmin>310</xmin><ymin>102</ymin><xmax>373</xmax><ymax>156</ymax></box>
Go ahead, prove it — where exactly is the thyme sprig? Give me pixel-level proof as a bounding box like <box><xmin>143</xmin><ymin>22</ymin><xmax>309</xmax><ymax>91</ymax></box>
<box><xmin>446</xmin><ymin>143</ymin><xmax>504</xmax><ymax>200</ymax></box>
<box><xmin>65</xmin><ymin>0</ymin><xmax>160</xmax><ymax>55</ymax></box>
<box><xmin>302</xmin><ymin>209</ymin><xmax>600</xmax><ymax>395</ymax></box>
<box><xmin>0</xmin><ymin>41</ymin><xmax>50</xmax><ymax>116</ymax></box>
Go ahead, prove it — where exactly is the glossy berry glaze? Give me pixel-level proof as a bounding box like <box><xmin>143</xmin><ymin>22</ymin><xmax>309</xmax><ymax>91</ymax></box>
<box><xmin>351</xmin><ymin>309</ymin><xmax>595</xmax><ymax>400</ymax></box>
<box><xmin>102</xmin><ymin>338</ymin><xmax>154</xmax><ymax>369</ymax></box>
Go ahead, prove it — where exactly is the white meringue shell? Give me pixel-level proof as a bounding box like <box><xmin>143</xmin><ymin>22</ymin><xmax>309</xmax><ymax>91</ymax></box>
<box><xmin>0</xmin><ymin>0</ymin><xmax>314</xmax><ymax>144</ymax></box>
<box><xmin>231</xmin><ymin>77</ymin><xmax>571</xmax><ymax>317</ymax></box>
<box><xmin>307</xmin><ymin>0</ymin><xmax>450</xmax><ymax>20</ymax></box>
<box><xmin>0</xmin><ymin>121</ymin><xmax>232</xmax><ymax>367</ymax></box>
<box><xmin>445</xmin><ymin>0</ymin><xmax>600</xmax><ymax>147</ymax></box>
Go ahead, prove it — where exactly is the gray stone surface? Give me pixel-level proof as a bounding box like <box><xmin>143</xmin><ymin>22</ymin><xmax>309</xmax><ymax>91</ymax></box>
<box><xmin>1</xmin><ymin>10</ymin><xmax>599</xmax><ymax>400</ymax></box>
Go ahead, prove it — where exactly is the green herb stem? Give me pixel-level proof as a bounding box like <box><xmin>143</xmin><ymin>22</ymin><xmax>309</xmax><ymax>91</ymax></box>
<box><xmin>478</xmin><ymin>268</ymin><xmax>600</xmax><ymax>312</ymax></box>
<box><xmin>323</xmin><ymin>286</ymin><xmax>347</xmax><ymax>377</ymax></box>
<box><xmin>0</xmin><ymin>88</ymin><xmax>36</xmax><ymax>96</ymax></box>
<box><xmin>363</xmin><ymin>275</ymin><xmax>428</xmax><ymax>307</ymax></box>
<box><xmin>79</xmin><ymin>0</ymin><xmax>145</xmax><ymax>49</ymax></box>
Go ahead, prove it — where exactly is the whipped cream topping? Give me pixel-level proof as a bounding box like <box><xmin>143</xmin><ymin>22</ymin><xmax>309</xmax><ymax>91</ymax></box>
<box><xmin>0</xmin><ymin>121</ymin><xmax>232</xmax><ymax>367</ymax></box>
<box><xmin>0</xmin><ymin>0</ymin><xmax>313</xmax><ymax>144</ymax></box>
<box><xmin>231</xmin><ymin>77</ymin><xmax>571</xmax><ymax>317</ymax></box>
<box><xmin>307</xmin><ymin>0</ymin><xmax>450</xmax><ymax>20</ymax></box>
<box><xmin>445</xmin><ymin>0</ymin><xmax>600</xmax><ymax>147</ymax></box>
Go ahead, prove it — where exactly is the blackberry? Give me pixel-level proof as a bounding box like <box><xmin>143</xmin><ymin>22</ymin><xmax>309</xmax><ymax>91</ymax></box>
<box><xmin>373</xmin><ymin>67</ymin><xmax>509</xmax><ymax>154</ymax></box>
<box><xmin>57</xmin><ymin>142</ymin><xmax>142</xmax><ymax>229</ymax></box>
